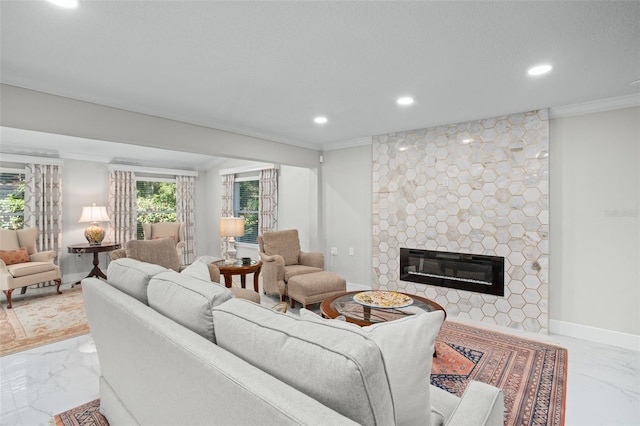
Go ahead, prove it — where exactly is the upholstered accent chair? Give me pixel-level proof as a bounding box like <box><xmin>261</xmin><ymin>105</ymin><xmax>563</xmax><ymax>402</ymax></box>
<box><xmin>258</xmin><ymin>229</ymin><xmax>324</xmax><ymax>299</ymax></box>
<box><xmin>0</xmin><ymin>227</ymin><xmax>62</xmax><ymax>308</ymax></box>
<box><xmin>142</xmin><ymin>222</ymin><xmax>185</xmax><ymax>258</ymax></box>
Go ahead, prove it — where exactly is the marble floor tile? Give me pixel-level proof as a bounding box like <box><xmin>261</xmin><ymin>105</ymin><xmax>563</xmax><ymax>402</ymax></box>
<box><xmin>1</xmin><ymin>309</ymin><xmax>638</xmax><ymax>425</ymax></box>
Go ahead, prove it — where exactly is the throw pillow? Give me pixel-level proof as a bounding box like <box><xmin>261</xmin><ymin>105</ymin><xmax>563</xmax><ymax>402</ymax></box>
<box><xmin>300</xmin><ymin>308</ymin><xmax>445</xmax><ymax>426</ymax></box>
<box><xmin>0</xmin><ymin>247</ymin><xmax>30</xmax><ymax>265</ymax></box>
<box><xmin>125</xmin><ymin>238</ymin><xmax>180</xmax><ymax>271</ymax></box>
<box><xmin>181</xmin><ymin>260</ymin><xmax>211</xmax><ymax>282</ymax></box>
<box><xmin>212</xmin><ymin>299</ymin><xmax>395</xmax><ymax>425</ymax></box>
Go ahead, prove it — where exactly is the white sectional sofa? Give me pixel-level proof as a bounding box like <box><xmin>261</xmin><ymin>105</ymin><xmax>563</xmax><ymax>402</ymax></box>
<box><xmin>82</xmin><ymin>258</ymin><xmax>504</xmax><ymax>425</ymax></box>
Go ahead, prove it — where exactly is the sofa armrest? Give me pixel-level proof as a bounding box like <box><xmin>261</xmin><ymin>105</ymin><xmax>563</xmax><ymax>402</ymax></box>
<box><xmin>446</xmin><ymin>381</ymin><xmax>504</xmax><ymax>426</ymax></box>
<box><xmin>0</xmin><ymin>258</ymin><xmax>8</xmax><ymax>272</ymax></box>
<box><xmin>30</xmin><ymin>250</ymin><xmax>56</xmax><ymax>262</ymax></box>
<box><xmin>110</xmin><ymin>248</ymin><xmax>127</xmax><ymax>260</ymax></box>
<box><xmin>207</xmin><ymin>263</ymin><xmax>221</xmax><ymax>283</ymax></box>
<box><xmin>299</xmin><ymin>251</ymin><xmax>324</xmax><ymax>269</ymax></box>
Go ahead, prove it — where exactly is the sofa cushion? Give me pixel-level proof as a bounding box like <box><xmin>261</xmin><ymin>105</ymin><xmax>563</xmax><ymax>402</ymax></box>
<box><xmin>261</xmin><ymin>229</ymin><xmax>300</xmax><ymax>266</ymax></box>
<box><xmin>0</xmin><ymin>247</ymin><xmax>30</xmax><ymax>265</ymax></box>
<box><xmin>212</xmin><ymin>298</ymin><xmax>395</xmax><ymax>425</ymax></box>
<box><xmin>7</xmin><ymin>261</ymin><xmax>56</xmax><ymax>278</ymax></box>
<box><xmin>148</xmin><ymin>270</ymin><xmax>233</xmax><ymax>341</ymax></box>
<box><xmin>180</xmin><ymin>260</ymin><xmax>211</xmax><ymax>281</ymax></box>
<box><xmin>283</xmin><ymin>264</ymin><xmax>323</xmax><ymax>281</ymax></box>
<box><xmin>125</xmin><ymin>238</ymin><xmax>180</xmax><ymax>271</ymax></box>
<box><xmin>300</xmin><ymin>308</ymin><xmax>445</xmax><ymax>426</ymax></box>
<box><xmin>106</xmin><ymin>258</ymin><xmax>168</xmax><ymax>304</ymax></box>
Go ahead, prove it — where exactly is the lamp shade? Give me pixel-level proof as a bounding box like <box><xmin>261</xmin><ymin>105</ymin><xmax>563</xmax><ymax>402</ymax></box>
<box><xmin>219</xmin><ymin>217</ymin><xmax>245</xmax><ymax>237</ymax></box>
<box><xmin>79</xmin><ymin>204</ymin><xmax>110</xmax><ymax>223</ymax></box>
<box><xmin>79</xmin><ymin>203</ymin><xmax>110</xmax><ymax>245</ymax></box>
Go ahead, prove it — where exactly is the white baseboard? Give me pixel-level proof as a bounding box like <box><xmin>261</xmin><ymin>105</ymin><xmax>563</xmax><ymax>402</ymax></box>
<box><xmin>549</xmin><ymin>319</ymin><xmax>640</xmax><ymax>351</ymax></box>
<box><xmin>346</xmin><ymin>282</ymin><xmax>372</xmax><ymax>291</ymax></box>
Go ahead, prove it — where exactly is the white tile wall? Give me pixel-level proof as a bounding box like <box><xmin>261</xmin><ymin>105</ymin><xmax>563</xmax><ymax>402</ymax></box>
<box><xmin>373</xmin><ymin>110</ymin><xmax>549</xmax><ymax>332</ymax></box>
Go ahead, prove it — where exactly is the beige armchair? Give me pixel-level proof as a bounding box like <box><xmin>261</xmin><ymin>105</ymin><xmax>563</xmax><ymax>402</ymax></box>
<box><xmin>258</xmin><ymin>229</ymin><xmax>324</xmax><ymax>299</ymax></box>
<box><xmin>0</xmin><ymin>228</ymin><xmax>62</xmax><ymax>308</ymax></box>
<box><xmin>142</xmin><ymin>222</ymin><xmax>185</xmax><ymax>258</ymax></box>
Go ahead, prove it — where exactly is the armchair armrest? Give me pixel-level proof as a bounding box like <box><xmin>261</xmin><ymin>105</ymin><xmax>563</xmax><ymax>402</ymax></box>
<box><xmin>259</xmin><ymin>252</ymin><xmax>284</xmax><ymax>264</ymax></box>
<box><xmin>259</xmin><ymin>252</ymin><xmax>285</xmax><ymax>295</ymax></box>
<box><xmin>110</xmin><ymin>248</ymin><xmax>127</xmax><ymax>260</ymax></box>
<box><xmin>30</xmin><ymin>250</ymin><xmax>56</xmax><ymax>263</ymax></box>
<box><xmin>446</xmin><ymin>381</ymin><xmax>504</xmax><ymax>426</ymax></box>
<box><xmin>207</xmin><ymin>263</ymin><xmax>221</xmax><ymax>283</ymax></box>
<box><xmin>0</xmin><ymin>258</ymin><xmax>8</xmax><ymax>272</ymax></box>
<box><xmin>299</xmin><ymin>251</ymin><xmax>324</xmax><ymax>269</ymax></box>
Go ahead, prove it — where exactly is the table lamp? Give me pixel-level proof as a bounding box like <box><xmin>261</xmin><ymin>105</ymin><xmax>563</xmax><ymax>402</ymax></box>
<box><xmin>219</xmin><ymin>217</ymin><xmax>245</xmax><ymax>264</ymax></box>
<box><xmin>79</xmin><ymin>203</ymin><xmax>110</xmax><ymax>245</ymax></box>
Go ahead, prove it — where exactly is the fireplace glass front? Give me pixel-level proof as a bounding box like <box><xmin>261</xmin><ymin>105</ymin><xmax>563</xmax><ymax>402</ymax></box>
<box><xmin>400</xmin><ymin>248</ymin><xmax>504</xmax><ymax>296</ymax></box>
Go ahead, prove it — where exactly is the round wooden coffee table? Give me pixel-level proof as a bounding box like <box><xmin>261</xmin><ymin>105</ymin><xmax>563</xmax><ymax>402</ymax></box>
<box><xmin>321</xmin><ymin>290</ymin><xmax>445</xmax><ymax>326</ymax></box>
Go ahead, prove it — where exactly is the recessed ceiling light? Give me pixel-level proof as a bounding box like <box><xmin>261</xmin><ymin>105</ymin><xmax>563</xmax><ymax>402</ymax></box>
<box><xmin>47</xmin><ymin>0</ymin><xmax>79</xmax><ymax>8</ymax></box>
<box><xmin>527</xmin><ymin>64</ymin><xmax>553</xmax><ymax>76</ymax></box>
<box><xmin>314</xmin><ymin>116</ymin><xmax>328</xmax><ymax>124</ymax></box>
<box><xmin>396</xmin><ymin>97</ymin><xmax>414</xmax><ymax>106</ymax></box>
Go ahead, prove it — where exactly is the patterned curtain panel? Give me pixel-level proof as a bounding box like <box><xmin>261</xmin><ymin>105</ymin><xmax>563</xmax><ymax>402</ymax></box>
<box><xmin>221</xmin><ymin>174</ymin><xmax>234</xmax><ymax>217</ymax></box>
<box><xmin>176</xmin><ymin>175</ymin><xmax>196</xmax><ymax>265</ymax></box>
<box><xmin>259</xmin><ymin>168</ymin><xmax>278</xmax><ymax>234</ymax></box>
<box><xmin>220</xmin><ymin>173</ymin><xmax>234</xmax><ymax>255</ymax></box>
<box><xmin>23</xmin><ymin>163</ymin><xmax>63</xmax><ymax>260</ymax></box>
<box><xmin>108</xmin><ymin>170</ymin><xmax>137</xmax><ymax>244</ymax></box>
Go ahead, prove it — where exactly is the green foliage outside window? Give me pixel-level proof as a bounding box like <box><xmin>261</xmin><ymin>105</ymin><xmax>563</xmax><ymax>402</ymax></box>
<box><xmin>235</xmin><ymin>180</ymin><xmax>259</xmax><ymax>244</ymax></box>
<box><xmin>136</xmin><ymin>181</ymin><xmax>177</xmax><ymax>239</ymax></box>
<box><xmin>0</xmin><ymin>173</ymin><xmax>25</xmax><ymax>230</ymax></box>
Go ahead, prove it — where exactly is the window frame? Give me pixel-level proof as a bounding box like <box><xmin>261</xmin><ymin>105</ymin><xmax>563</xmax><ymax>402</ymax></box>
<box><xmin>135</xmin><ymin>176</ymin><xmax>178</xmax><ymax>240</ymax></box>
<box><xmin>233</xmin><ymin>176</ymin><xmax>259</xmax><ymax>246</ymax></box>
<box><xmin>0</xmin><ymin>168</ymin><xmax>26</xmax><ymax>230</ymax></box>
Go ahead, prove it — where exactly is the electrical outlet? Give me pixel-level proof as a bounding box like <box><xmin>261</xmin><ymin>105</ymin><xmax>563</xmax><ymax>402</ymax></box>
<box><xmin>330</xmin><ymin>247</ymin><xmax>338</xmax><ymax>256</ymax></box>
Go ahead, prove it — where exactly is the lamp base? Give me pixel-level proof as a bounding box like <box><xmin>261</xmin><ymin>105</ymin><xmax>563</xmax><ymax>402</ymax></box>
<box><xmin>85</xmin><ymin>223</ymin><xmax>105</xmax><ymax>245</ymax></box>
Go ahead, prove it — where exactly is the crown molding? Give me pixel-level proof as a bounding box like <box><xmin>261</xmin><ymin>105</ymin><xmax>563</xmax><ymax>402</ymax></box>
<box><xmin>0</xmin><ymin>153</ymin><xmax>64</xmax><ymax>166</ymax></box>
<box><xmin>322</xmin><ymin>136</ymin><xmax>373</xmax><ymax>152</ymax></box>
<box><xmin>549</xmin><ymin>93</ymin><xmax>640</xmax><ymax>119</ymax></box>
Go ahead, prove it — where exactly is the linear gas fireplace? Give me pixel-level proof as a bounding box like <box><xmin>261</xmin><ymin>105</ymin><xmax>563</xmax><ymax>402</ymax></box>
<box><xmin>400</xmin><ymin>248</ymin><xmax>504</xmax><ymax>296</ymax></box>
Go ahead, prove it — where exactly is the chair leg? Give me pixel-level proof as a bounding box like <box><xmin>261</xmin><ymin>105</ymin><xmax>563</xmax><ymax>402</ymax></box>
<box><xmin>290</xmin><ymin>298</ymin><xmax>296</xmax><ymax>309</ymax></box>
<box><xmin>3</xmin><ymin>289</ymin><xmax>14</xmax><ymax>309</ymax></box>
<box><xmin>55</xmin><ymin>278</ymin><xmax>62</xmax><ymax>295</ymax></box>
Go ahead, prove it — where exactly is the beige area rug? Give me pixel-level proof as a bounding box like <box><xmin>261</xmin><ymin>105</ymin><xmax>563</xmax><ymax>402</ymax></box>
<box><xmin>0</xmin><ymin>287</ymin><xmax>89</xmax><ymax>356</ymax></box>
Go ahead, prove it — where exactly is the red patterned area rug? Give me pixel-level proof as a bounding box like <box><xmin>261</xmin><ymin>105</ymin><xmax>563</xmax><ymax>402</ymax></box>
<box><xmin>50</xmin><ymin>399</ymin><xmax>108</xmax><ymax>426</ymax></box>
<box><xmin>432</xmin><ymin>320</ymin><xmax>568</xmax><ymax>426</ymax></box>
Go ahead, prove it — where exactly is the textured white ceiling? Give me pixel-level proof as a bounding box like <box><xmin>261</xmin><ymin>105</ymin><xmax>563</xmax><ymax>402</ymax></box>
<box><xmin>1</xmin><ymin>0</ymin><xmax>639</xmax><ymax>161</ymax></box>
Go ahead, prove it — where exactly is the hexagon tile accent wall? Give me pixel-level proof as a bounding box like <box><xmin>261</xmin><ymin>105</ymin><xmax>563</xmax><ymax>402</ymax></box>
<box><xmin>373</xmin><ymin>109</ymin><xmax>549</xmax><ymax>333</ymax></box>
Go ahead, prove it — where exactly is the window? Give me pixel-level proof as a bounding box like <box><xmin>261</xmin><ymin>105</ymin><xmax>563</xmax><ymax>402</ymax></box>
<box><xmin>136</xmin><ymin>179</ymin><xmax>177</xmax><ymax>239</ymax></box>
<box><xmin>0</xmin><ymin>172</ymin><xmax>25</xmax><ymax>230</ymax></box>
<box><xmin>234</xmin><ymin>179</ymin><xmax>259</xmax><ymax>244</ymax></box>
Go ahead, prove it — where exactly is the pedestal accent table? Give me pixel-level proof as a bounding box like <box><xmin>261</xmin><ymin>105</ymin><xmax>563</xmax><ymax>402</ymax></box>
<box><xmin>68</xmin><ymin>242</ymin><xmax>121</xmax><ymax>285</ymax></box>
